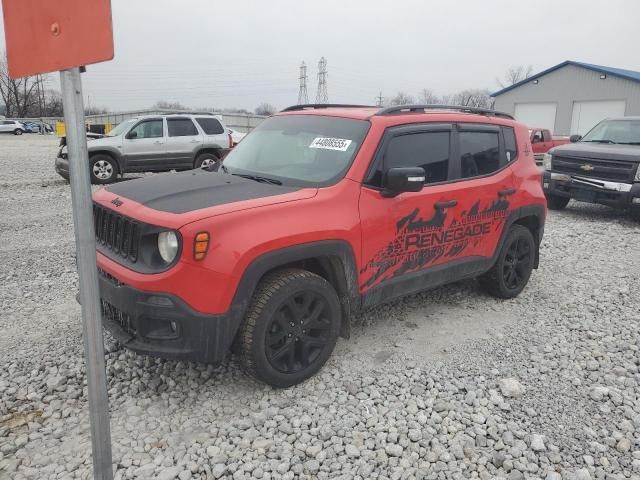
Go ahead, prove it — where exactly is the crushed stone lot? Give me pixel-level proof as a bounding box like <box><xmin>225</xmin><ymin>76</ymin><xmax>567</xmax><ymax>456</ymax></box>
<box><xmin>1</xmin><ymin>134</ymin><xmax>640</xmax><ymax>480</ymax></box>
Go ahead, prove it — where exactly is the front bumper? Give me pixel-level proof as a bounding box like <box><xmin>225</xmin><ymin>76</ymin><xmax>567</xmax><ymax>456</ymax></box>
<box><xmin>543</xmin><ymin>171</ymin><xmax>640</xmax><ymax>208</ymax></box>
<box><xmin>55</xmin><ymin>155</ymin><xmax>69</xmax><ymax>180</ymax></box>
<box><xmin>98</xmin><ymin>270</ymin><xmax>236</xmax><ymax>364</ymax></box>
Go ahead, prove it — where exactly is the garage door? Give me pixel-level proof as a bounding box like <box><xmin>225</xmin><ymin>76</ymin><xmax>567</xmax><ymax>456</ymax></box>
<box><xmin>570</xmin><ymin>100</ymin><xmax>626</xmax><ymax>135</ymax></box>
<box><xmin>514</xmin><ymin>103</ymin><xmax>557</xmax><ymax>133</ymax></box>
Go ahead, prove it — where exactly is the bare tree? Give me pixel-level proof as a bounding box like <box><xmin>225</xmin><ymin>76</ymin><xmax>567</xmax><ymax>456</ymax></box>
<box><xmin>154</xmin><ymin>100</ymin><xmax>188</xmax><ymax>110</ymax></box>
<box><xmin>0</xmin><ymin>51</ymin><xmax>42</xmax><ymax>117</ymax></box>
<box><xmin>497</xmin><ymin>65</ymin><xmax>533</xmax><ymax>88</ymax></box>
<box><xmin>389</xmin><ymin>92</ymin><xmax>415</xmax><ymax>105</ymax></box>
<box><xmin>449</xmin><ymin>88</ymin><xmax>493</xmax><ymax>109</ymax></box>
<box><xmin>42</xmin><ymin>89</ymin><xmax>63</xmax><ymax>116</ymax></box>
<box><xmin>255</xmin><ymin>103</ymin><xmax>276</xmax><ymax>116</ymax></box>
<box><xmin>85</xmin><ymin>106</ymin><xmax>109</xmax><ymax>116</ymax></box>
<box><xmin>419</xmin><ymin>88</ymin><xmax>440</xmax><ymax>104</ymax></box>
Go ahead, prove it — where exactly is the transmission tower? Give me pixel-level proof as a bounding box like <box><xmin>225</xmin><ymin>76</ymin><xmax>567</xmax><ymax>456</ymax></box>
<box><xmin>316</xmin><ymin>57</ymin><xmax>328</xmax><ymax>104</ymax></box>
<box><xmin>297</xmin><ymin>61</ymin><xmax>309</xmax><ymax>104</ymax></box>
<box><xmin>376</xmin><ymin>92</ymin><xmax>384</xmax><ymax>107</ymax></box>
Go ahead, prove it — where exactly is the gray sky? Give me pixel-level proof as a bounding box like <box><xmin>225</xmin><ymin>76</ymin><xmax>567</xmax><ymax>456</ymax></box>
<box><xmin>2</xmin><ymin>0</ymin><xmax>640</xmax><ymax>112</ymax></box>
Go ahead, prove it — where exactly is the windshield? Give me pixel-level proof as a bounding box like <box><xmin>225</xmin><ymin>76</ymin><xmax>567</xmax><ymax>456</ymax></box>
<box><xmin>106</xmin><ymin>119</ymin><xmax>137</xmax><ymax>137</ymax></box>
<box><xmin>221</xmin><ymin>115</ymin><xmax>370</xmax><ymax>186</ymax></box>
<box><xmin>581</xmin><ymin>119</ymin><xmax>640</xmax><ymax>144</ymax></box>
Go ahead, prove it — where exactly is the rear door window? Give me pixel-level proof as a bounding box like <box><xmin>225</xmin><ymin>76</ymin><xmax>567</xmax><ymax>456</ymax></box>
<box><xmin>167</xmin><ymin>118</ymin><xmax>199</xmax><ymax>137</ymax></box>
<box><xmin>195</xmin><ymin>117</ymin><xmax>225</xmax><ymax>135</ymax></box>
<box><xmin>459</xmin><ymin>131</ymin><xmax>501</xmax><ymax>178</ymax></box>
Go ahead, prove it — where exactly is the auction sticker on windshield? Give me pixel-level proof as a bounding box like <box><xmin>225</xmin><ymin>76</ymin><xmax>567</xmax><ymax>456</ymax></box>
<box><xmin>310</xmin><ymin>137</ymin><xmax>353</xmax><ymax>151</ymax></box>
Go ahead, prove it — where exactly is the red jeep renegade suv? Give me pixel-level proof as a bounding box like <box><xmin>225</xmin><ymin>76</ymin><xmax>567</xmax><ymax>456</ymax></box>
<box><xmin>93</xmin><ymin>104</ymin><xmax>546</xmax><ymax>387</ymax></box>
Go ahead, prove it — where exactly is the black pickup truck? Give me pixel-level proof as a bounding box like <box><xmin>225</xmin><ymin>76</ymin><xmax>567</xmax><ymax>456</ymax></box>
<box><xmin>542</xmin><ymin>117</ymin><xmax>640</xmax><ymax>217</ymax></box>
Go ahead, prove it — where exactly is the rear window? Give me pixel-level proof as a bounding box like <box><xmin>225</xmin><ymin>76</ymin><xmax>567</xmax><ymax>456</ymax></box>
<box><xmin>167</xmin><ymin>118</ymin><xmax>198</xmax><ymax>137</ymax></box>
<box><xmin>196</xmin><ymin>117</ymin><xmax>225</xmax><ymax>135</ymax></box>
<box><xmin>503</xmin><ymin>127</ymin><xmax>517</xmax><ymax>162</ymax></box>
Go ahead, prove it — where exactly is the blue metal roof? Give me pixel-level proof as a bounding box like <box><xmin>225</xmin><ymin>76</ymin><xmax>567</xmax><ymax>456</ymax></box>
<box><xmin>491</xmin><ymin>60</ymin><xmax>640</xmax><ymax>97</ymax></box>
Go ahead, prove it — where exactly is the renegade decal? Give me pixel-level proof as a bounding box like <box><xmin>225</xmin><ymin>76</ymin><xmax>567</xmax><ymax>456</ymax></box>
<box><xmin>360</xmin><ymin>199</ymin><xmax>510</xmax><ymax>290</ymax></box>
<box><xmin>309</xmin><ymin>137</ymin><xmax>352</xmax><ymax>151</ymax></box>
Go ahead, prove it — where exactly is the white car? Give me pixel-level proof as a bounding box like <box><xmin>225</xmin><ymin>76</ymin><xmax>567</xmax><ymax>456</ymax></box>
<box><xmin>0</xmin><ymin>120</ymin><xmax>26</xmax><ymax>135</ymax></box>
<box><xmin>229</xmin><ymin>129</ymin><xmax>247</xmax><ymax>146</ymax></box>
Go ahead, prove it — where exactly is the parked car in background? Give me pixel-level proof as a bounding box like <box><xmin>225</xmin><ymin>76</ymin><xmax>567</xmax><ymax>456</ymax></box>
<box><xmin>529</xmin><ymin>128</ymin><xmax>570</xmax><ymax>164</ymax></box>
<box><xmin>55</xmin><ymin>113</ymin><xmax>232</xmax><ymax>184</ymax></box>
<box><xmin>0</xmin><ymin>119</ymin><xmax>26</xmax><ymax>135</ymax></box>
<box><xmin>22</xmin><ymin>121</ymin><xmax>41</xmax><ymax>133</ymax></box>
<box><xmin>229</xmin><ymin>128</ymin><xmax>247</xmax><ymax>146</ymax></box>
<box><xmin>91</xmin><ymin>104</ymin><xmax>546</xmax><ymax>386</ymax></box>
<box><xmin>543</xmin><ymin>116</ymin><xmax>640</xmax><ymax>216</ymax></box>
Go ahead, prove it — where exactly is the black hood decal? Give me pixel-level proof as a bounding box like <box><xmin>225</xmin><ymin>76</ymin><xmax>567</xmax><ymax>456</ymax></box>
<box><xmin>106</xmin><ymin>170</ymin><xmax>299</xmax><ymax>214</ymax></box>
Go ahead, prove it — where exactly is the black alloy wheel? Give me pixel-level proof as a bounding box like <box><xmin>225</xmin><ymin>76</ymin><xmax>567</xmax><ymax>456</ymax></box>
<box><xmin>480</xmin><ymin>224</ymin><xmax>535</xmax><ymax>299</ymax></box>
<box><xmin>265</xmin><ymin>290</ymin><xmax>332</xmax><ymax>374</ymax></box>
<box><xmin>238</xmin><ymin>269</ymin><xmax>341</xmax><ymax>387</ymax></box>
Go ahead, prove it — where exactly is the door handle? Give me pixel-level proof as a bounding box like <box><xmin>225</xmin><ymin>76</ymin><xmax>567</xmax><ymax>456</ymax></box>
<box><xmin>498</xmin><ymin>188</ymin><xmax>517</xmax><ymax>197</ymax></box>
<box><xmin>153</xmin><ymin>141</ymin><xmax>163</xmax><ymax>144</ymax></box>
<box><xmin>190</xmin><ymin>139</ymin><xmax>200</xmax><ymax>143</ymax></box>
<box><xmin>434</xmin><ymin>200</ymin><xmax>457</xmax><ymax>209</ymax></box>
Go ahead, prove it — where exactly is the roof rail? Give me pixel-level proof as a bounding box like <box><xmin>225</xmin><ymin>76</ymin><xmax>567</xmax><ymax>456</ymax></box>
<box><xmin>281</xmin><ymin>104</ymin><xmax>377</xmax><ymax>112</ymax></box>
<box><xmin>375</xmin><ymin>104</ymin><xmax>515</xmax><ymax>120</ymax></box>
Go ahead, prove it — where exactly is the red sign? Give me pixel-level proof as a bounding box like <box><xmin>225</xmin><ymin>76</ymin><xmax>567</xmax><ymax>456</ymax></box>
<box><xmin>2</xmin><ymin>0</ymin><xmax>114</xmax><ymax>78</ymax></box>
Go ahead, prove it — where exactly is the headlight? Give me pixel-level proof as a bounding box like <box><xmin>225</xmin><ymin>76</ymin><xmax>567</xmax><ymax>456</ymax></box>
<box><xmin>158</xmin><ymin>231</ymin><xmax>179</xmax><ymax>263</ymax></box>
<box><xmin>543</xmin><ymin>153</ymin><xmax>552</xmax><ymax>171</ymax></box>
<box><xmin>635</xmin><ymin>164</ymin><xmax>640</xmax><ymax>182</ymax></box>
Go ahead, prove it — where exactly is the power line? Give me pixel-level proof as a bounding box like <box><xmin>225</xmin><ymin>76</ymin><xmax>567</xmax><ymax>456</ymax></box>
<box><xmin>297</xmin><ymin>61</ymin><xmax>308</xmax><ymax>104</ymax></box>
<box><xmin>315</xmin><ymin>57</ymin><xmax>328</xmax><ymax>104</ymax></box>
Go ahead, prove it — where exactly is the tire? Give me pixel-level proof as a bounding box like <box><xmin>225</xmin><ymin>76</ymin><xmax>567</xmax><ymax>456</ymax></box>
<box><xmin>238</xmin><ymin>268</ymin><xmax>341</xmax><ymax>387</ymax></box>
<box><xmin>480</xmin><ymin>224</ymin><xmax>535</xmax><ymax>299</ymax></box>
<box><xmin>546</xmin><ymin>194</ymin><xmax>570</xmax><ymax>210</ymax></box>
<box><xmin>194</xmin><ymin>152</ymin><xmax>219</xmax><ymax>170</ymax></box>
<box><xmin>14</xmin><ymin>129</ymin><xmax>23</xmax><ymax>136</ymax></box>
<box><xmin>90</xmin><ymin>154</ymin><xmax>118</xmax><ymax>184</ymax></box>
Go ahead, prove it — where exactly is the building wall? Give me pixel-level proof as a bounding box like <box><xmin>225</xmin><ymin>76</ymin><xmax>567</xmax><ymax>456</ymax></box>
<box><xmin>493</xmin><ymin>64</ymin><xmax>640</xmax><ymax>135</ymax></box>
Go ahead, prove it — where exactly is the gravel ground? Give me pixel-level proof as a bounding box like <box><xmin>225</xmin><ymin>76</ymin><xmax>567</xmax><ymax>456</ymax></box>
<box><xmin>1</xmin><ymin>134</ymin><xmax>639</xmax><ymax>480</ymax></box>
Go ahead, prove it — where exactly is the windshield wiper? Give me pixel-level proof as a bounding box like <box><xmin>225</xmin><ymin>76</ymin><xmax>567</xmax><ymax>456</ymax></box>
<box><xmin>232</xmin><ymin>173</ymin><xmax>282</xmax><ymax>185</ymax></box>
<box><xmin>584</xmin><ymin>139</ymin><xmax>616</xmax><ymax>144</ymax></box>
<box><xmin>617</xmin><ymin>142</ymin><xmax>640</xmax><ymax>145</ymax></box>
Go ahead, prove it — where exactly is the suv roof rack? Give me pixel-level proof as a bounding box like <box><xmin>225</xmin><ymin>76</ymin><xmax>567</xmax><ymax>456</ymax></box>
<box><xmin>375</xmin><ymin>104</ymin><xmax>515</xmax><ymax>120</ymax></box>
<box><xmin>281</xmin><ymin>104</ymin><xmax>377</xmax><ymax>112</ymax></box>
<box><xmin>163</xmin><ymin>112</ymin><xmax>216</xmax><ymax>116</ymax></box>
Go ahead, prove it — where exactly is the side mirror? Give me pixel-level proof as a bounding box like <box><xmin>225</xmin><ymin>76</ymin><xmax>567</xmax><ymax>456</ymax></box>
<box><xmin>381</xmin><ymin>167</ymin><xmax>425</xmax><ymax>197</ymax></box>
<box><xmin>569</xmin><ymin>134</ymin><xmax>582</xmax><ymax>143</ymax></box>
<box><xmin>126</xmin><ymin>130</ymin><xmax>138</xmax><ymax>139</ymax></box>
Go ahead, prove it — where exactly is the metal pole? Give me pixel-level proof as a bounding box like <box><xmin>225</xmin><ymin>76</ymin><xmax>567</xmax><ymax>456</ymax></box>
<box><xmin>60</xmin><ymin>67</ymin><xmax>114</xmax><ymax>480</ymax></box>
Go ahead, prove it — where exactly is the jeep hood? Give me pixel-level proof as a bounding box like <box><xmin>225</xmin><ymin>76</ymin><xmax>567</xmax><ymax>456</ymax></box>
<box><xmin>550</xmin><ymin>142</ymin><xmax>640</xmax><ymax>162</ymax></box>
<box><xmin>96</xmin><ymin>169</ymin><xmax>316</xmax><ymax>224</ymax></box>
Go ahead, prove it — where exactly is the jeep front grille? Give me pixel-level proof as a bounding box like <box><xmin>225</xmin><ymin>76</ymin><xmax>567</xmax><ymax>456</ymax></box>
<box><xmin>552</xmin><ymin>155</ymin><xmax>637</xmax><ymax>182</ymax></box>
<box><xmin>93</xmin><ymin>203</ymin><xmax>140</xmax><ymax>262</ymax></box>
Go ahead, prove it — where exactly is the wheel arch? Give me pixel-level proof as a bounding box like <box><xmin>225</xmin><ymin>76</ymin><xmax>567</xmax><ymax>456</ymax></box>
<box><xmin>193</xmin><ymin>145</ymin><xmax>225</xmax><ymax>167</ymax></box>
<box><xmin>503</xmin><ymin>205</ymin><xmax>545</xmax><ymax>269</ymax></box>
<box><xmin>229</xmin><ymin>240</ymin><xmax>360</xmax><ymax>341</ymax></box>
<box><xmin>88</xmin><ymin>149</ymin><xmax>122</xmax><ymax>174</ymax></box>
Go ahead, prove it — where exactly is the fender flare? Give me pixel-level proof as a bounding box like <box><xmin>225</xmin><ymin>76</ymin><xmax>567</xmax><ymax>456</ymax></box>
<box><xmin>227</xmin><ymin>240</ymin><xmax>360</xmax><ymax>340</ymax></box>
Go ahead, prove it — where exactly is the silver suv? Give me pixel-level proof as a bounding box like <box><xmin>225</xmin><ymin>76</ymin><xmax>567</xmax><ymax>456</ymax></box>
<box><xmin>55</xmin><ymin>113</ymin><xmax>232</xmax><ymax>184</ymax></box>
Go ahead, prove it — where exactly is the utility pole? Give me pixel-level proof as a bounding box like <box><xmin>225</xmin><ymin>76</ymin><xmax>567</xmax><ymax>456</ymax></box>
<box><xmin>315</xmin><ymin>57</ymin><xmax>328</xmax><ymax>104</ymax></box>
<box><xmin>297</xmin><ymin>61</ymin><xmax>308</xmax><ymax>104</ymax></box>
<box><xmin>376</xmin><ymin>92</ymin><xmax>384</xmax><ymax>107</ymax></box>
